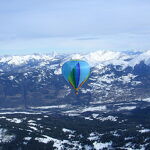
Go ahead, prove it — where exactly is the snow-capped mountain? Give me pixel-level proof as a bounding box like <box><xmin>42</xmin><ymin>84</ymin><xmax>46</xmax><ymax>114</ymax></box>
<box><xmin>0</xmin><ymin>50</ymin><xmax>150</xmax><ymax>150</ymax></box>
<box><xmin>0</xmin><ymin>50</ymin><xmax>150</xmax><ymax>108</ymax></box>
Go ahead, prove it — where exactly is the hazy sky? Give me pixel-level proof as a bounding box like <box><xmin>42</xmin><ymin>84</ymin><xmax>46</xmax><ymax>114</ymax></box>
<box><xmin>0</xmin><ymin>0</ymin><xmax>150</xmax><ymax>55</ymax></box>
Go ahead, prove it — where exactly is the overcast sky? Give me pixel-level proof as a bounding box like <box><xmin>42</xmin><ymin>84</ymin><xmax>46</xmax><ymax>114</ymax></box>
<box><xmin>0</xmin><ymin>0</ymin><xmax>150</xmax><ymax>55</ymax></box>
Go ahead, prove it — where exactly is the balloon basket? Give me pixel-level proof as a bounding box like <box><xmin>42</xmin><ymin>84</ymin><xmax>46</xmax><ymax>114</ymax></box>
<box><xmin>75</xmin><ymin>91</ymin><xmax>79</xmax><ymax>95</ymax></box>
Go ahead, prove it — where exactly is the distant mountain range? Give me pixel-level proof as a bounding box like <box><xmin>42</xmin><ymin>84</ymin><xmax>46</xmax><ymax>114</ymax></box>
<box><xmin>0</xmin><ymin>50</ymin><xmax>150</xmax><ymax>108</ymax></box>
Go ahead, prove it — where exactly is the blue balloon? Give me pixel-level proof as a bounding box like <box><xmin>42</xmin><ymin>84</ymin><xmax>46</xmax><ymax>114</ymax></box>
<box><xmin>62</xmin><ymin>60</ymin><xmax>90</xmax><ymax>94</ymax></box>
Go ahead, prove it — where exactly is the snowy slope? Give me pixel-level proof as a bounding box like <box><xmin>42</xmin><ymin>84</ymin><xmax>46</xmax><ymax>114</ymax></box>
<box><xmin>0</xmin><ymin>53</ymin><xmax>57</xmax><ymax>66</ymax></box>
<box><xmin>0</xmin><ymin>50</ymin><xmax>149</xmax><ymax>108</ymax></box>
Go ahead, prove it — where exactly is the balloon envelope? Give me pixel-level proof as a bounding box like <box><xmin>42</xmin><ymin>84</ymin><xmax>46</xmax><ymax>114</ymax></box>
<box><xmin>62</xmin><ymin>60</ymin><xmax>90</xmax><ymax>91</ymax></box>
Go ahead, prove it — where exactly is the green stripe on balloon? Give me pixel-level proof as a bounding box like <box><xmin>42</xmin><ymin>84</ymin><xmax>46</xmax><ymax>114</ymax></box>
<box><xmin>68</xmin><ymin>68</ymin><xmax>76</xmax><ymax>89</ymax></box>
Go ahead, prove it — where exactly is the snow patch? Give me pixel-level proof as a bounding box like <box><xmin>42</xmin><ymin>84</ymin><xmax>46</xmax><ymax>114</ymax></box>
<box><xmin>8</xmin><ymin>76</ymin><xmax>15</xmax><ymax>80</ymax></box>
<box><xmin>92</xmin><ymin>114</ymin><xmax>99</xmax><ymax>118</ymax></box>
<box><xmin>24</xmin><ymin>137</ymin><xmax>32</xmax><ymax>141</ymax></box>
<box><xmin>97</xmin><ymin>116</ymin><xmax>118</xmax><ymax>122</ymax></box>
<box><xmin>142</xmin><ymin>97</ymin><xmax>150</xmax><ymax>102</ymax></box>
<box><xmin>6</xmin><ymin>118</ymin><xmax>22</xmax><ymax>124</ymax></box>
<box><xmin>30</xmin><ymin>105</ymin><xmax>68</xmax><ymax>109</ymax></box>
<box><xmin>0</xmin><ymin>129</ymin><xmax>15</xmax><ymax>143</ymax></box>
<box><xmin>139</xmin><ymin>129</ymin><xmax>150</xmax><ymax>133</ymax></box>
<box><xmin>29</xmin><ymin>126</ymin><xmax>38</xmax><ymax>131</ymax></box>
<box><xmin>93</xmin><ymin>141</ymin><xmax>112</xmax><ymax>150</ymax></box>
<box><xmin>81</xmin><ymin>106</ymin><xmax>107</xmax><ymax>112</ymax></box>
<box><xmin>35</xmin><ymin>135</ymin><xmax>82</xmax><ymax>149</ymax></box>
<box><xmin>62</xmin><ymin>128</ymin><xmax>75</xmax><ymax>134</ymax></box>
<box><xmin>117</xmin><ymin>106</ymin><xmax>136</xmax><ymax>111</ymax></box>
<box><xmin>54</xmin><ymin>68</ymin><xmax>62</xmax><ymax>75</ymax></box>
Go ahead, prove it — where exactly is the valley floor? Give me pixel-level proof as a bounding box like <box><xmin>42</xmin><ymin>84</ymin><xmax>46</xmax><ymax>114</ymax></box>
<box><xmin>0</xmin><ymin>104</ymin><xmax>149</xmax><ymax>150</ymax></box>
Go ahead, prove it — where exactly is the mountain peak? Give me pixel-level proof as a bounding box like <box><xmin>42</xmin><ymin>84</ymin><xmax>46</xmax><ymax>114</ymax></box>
<box><xmin>0</xmin><ymin>50</ymin><xmax>150</xmax><ymax>68</ymax></box>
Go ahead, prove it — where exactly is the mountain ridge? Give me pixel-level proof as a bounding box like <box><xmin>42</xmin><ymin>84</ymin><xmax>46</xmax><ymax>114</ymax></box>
<box><xmin>0</xmin><ymin>50</ymin><xmax>149</xmax><ymax>108</ymax></box>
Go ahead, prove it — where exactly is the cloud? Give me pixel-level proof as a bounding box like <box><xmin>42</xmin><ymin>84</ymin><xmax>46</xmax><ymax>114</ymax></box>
<box><xmin>0</xmin><ymin>0</ymin><xmax>150</xmax><ymax>54</ymax></box>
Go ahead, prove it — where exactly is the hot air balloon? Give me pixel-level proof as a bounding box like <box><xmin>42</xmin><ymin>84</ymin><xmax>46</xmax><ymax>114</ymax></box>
<box><xmin>62</xmin><ymin>60</ymin><xmax>90</xmax><ymax>94</ymax></box>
